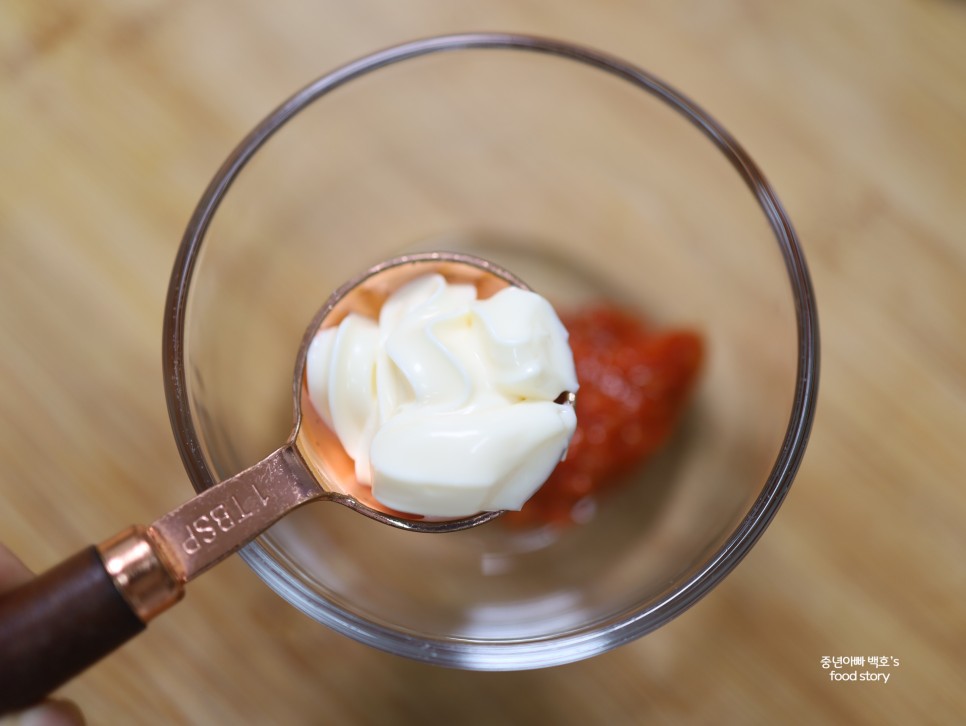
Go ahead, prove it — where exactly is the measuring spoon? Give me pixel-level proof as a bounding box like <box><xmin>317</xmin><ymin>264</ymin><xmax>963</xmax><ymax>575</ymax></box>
<box><xmin>0</xmin><ymin>251</ymin><xmax>561</xmax><ymax>714</ymax></box>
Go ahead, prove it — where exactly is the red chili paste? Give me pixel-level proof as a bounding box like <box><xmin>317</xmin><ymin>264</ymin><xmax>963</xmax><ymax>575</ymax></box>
<box><xmin>505</xmin><ymin>304</ymin><xmax>704</xmax><ymax>527</ymax></box>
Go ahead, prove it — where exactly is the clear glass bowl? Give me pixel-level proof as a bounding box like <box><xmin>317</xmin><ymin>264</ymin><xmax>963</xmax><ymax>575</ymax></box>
<box><xmin>163</xmin><ymin>33</ymin><xmax>819</xmax><ymax>670</ymax></box>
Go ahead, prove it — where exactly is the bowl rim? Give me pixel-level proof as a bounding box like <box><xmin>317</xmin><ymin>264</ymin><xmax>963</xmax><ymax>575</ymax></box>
<box><xmin>162</xmin><ymin>31</ymin><xmax>820</xmax><ymax>670</ymax></box>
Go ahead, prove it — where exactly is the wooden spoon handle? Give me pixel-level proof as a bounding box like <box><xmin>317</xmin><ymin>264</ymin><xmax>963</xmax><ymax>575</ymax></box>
<box><xmin>0</xmin><ymin>546</ymin><xmax>145</xmax><ymax>713</ymax></box>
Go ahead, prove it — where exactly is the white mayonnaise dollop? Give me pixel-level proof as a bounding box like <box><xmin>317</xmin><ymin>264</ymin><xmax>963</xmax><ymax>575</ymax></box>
<box><xmin>305</xmin><ymin>273</ymin><xmax>578</xmax><ymax>517</ymax></box>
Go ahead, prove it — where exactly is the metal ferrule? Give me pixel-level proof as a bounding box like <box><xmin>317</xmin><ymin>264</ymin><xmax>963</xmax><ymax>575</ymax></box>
<box><xmin>97</xmin><ymin>525</ymin><xmax>184</xmax><ymax>623</ymax></box>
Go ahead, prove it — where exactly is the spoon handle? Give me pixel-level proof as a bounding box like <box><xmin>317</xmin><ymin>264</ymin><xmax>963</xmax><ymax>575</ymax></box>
<box><xmin>0</xmin><ymin>542</ymin><xmax>149</xmax><ymax>713</ymax></box>
<box><xmin>0</xmin><ymin>445</ymin><xmax>324</xmax><ymax>714</ymax></box>
<box><xmin>151</xmin><ymin>445</ymin><xmax>324</xmax><ymax>582</ymax></box>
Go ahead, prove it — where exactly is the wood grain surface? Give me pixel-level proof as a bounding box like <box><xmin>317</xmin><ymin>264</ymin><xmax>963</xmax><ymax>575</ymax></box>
<box><xmin>1</xmin><ymin>1</ymin><xmax>964</xmax><ymax>724</ymax></box>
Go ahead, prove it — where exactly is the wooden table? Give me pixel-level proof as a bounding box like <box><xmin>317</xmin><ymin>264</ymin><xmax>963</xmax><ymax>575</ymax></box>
<box><xmin>1</xmin><ymin>1</ymin><xmax>964</xmax><ymax>723</ymax></box>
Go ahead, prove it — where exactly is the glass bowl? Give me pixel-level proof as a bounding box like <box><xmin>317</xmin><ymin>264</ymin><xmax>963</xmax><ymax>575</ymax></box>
<box><xmin>163</xmin><ymin>33</ymin><xmax>818</xmax><ymax>670</ymax></box>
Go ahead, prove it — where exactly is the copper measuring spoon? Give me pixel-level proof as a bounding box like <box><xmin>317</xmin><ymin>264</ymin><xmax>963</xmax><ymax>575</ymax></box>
<box><xmin>0</xmin><ymin>251</ymin><xmax>558</xmax><ymax>713</ymax></box>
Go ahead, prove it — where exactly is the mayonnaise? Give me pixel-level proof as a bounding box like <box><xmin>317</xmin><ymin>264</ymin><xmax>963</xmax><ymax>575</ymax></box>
<box><xmin>305</xmin><ymin>273</ymin><xmax>578</xmax><ymax>517</ymax></box>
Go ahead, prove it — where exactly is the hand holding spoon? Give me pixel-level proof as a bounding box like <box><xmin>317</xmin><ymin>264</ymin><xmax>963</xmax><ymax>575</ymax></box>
<box><xmin>0</xmin><ymin>252</ymin><xmax>576</xmax><ymax>714</ymax></box>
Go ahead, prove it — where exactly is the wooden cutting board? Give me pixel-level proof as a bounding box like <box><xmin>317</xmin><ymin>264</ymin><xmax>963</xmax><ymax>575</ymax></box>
<box><xmin>1</xmin><ymin>1</ymin><xmax>964</xmax><ymax>723</ymax></box>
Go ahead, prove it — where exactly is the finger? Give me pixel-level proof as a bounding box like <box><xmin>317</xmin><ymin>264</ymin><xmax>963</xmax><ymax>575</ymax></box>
<box><xmin>0</xmin><ymin>698</ymin><xmax>86</xmax><ymax>726</ymax></box>
<box><xmin>0</xmin><ymin>542</ymin><xmax>34</xmax><ymax>591</ymax></box>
